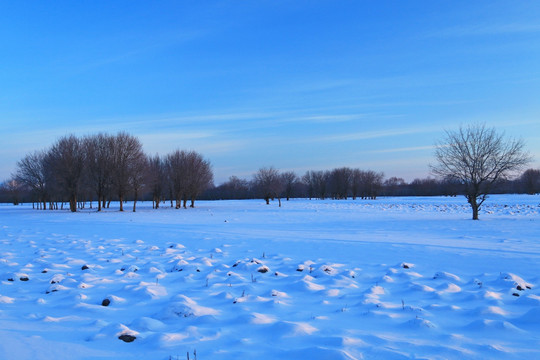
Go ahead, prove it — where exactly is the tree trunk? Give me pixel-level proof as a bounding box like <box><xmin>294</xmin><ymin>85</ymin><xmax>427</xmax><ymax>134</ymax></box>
<box><xmin>69</xmin><ymin>195</ymin><xmax>77</xmax><ymax>212</ymax></box>
<box><xmin>472</xmin><ymin>203</ymin><xmax>479</xmax><ymax>220</ymax></box>
<box><xmin>467</xmin><ymin>195</ymin><xmax>480</xmax><ymax>220</ymax></box>
<box><xmin>119</xmin><ymin>195</ymin><xmax>124</xmax><ymax>211</ymax></box>
<box><xmin>133</xmin><ymin>191</ymin><xmax>138</xmax><ymax>212</ymax></box>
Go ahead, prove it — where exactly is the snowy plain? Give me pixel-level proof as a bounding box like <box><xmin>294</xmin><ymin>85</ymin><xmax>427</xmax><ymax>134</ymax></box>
<box><xmin>0</xmin><ymin>195</ymin><xmax>539</xmax><ymax>360</ymax></box>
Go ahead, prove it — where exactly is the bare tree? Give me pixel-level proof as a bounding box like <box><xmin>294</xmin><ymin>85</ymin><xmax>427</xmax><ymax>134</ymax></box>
<box><xmin>410</xmin><ymin>177</ymin><xmax>440</xmax><ymax>196</ymax></box>
<box><xmin>184</xmin><ymin>151</ymin><xmax>213</xmax><ymax>208</ymax></box>
<box><xmin>130</xmin><ymin>153</ymin><xmax>148</xmax><ymax>212</ymax></box>
<box><xmin>431</xmin><ymin>124</ymin><xmax>531</xmax><ymax>220</ymax></box>
<box><xmin>166</xmin><ymin>150</ymin><xmax>188</xmax><ymax>209</ymax></box>
<box><xmin>15</xmin><ymin>150</ymin><xmax>48</xmax><ymax>209</ymax></box>
<box><xmin>46</xmin><ymin>135</ymin><xmax>85</xmax><ymax>212</ymax></box>
<box><xmin>280</xmin><ymin>171</ymin><xmax>298</xmax><ymax>201</ymax></box>
<box><xmin>358</xmin><ymin>170</ymin><xmax>384</xmax><ymax>199</ymax></box>
<box><xmin>254</xmin><ymin>167</ymin><xmax>282</xmax><ymax>205</ymax></box>
<box><xmin>329</xmin><ymin>167</ymin><xmax>352</xmax><ymax>199</ymax></box>
<box><xmin>301</xmin><ymin>171</ymin><xmax>315</xmax><ymax>200</ymax></box>
<box><xmin>382</xmin><ymin>176</ymin><xmax>406</xmax><ymax>196</ymax></box>
<box><xmin>520</xmin><ymin>168</ymin><xmax>540</xmax><ymax>195</ymax></box>
<box><xmin>311</xmin><ymin>170</ymin><xmax>330</xmax><ymax>200</ymax></box>
<box><xmin>111</xmin><ymin>132</ymin><xmax>145</xmax><ymax>211</ymax></box>
<box><xmin>211</xmin><ymin>176</ymin><xmax>252</xmax><ymax>199</ymax></box>
<box><xmin>147</xmin><ymin>154</ymin><xmax>166</xmax><ymax>209</ymax></box>
<box><xmin>83</xmin><ymin>134</ymin><xmax>114</xmax><ymax>211</ymax></box>
<box><xmin>0</xmin><ymin>178</ymin><xmax>23</xmax><ymax>205</ymax></box>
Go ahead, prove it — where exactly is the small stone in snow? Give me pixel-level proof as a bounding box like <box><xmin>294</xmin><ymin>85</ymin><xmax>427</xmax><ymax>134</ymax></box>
<box><xmin>258</xmin><ymin>266</ymin><xmax>269</xmax><ymax>273</ymax></box>
<box><xmin>102</xmin><ymin>298</ymin><xmax>111</xmax><ymax>306</ymax></box>
<box><xmin>118</xmin><ymin>334</ymin><xmax>136</xmax><ymax>343</ymax></box>
<box><xmin>81</xmin><ymin>265</ymin><xmax>89</xmax><ymax>270</ymax></box>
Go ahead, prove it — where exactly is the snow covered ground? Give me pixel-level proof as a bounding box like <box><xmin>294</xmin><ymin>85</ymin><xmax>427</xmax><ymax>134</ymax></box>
<box><xmin>0</xmin><ymin>195</ymin><xmax>539</xmax><ymax>360</ymax></box>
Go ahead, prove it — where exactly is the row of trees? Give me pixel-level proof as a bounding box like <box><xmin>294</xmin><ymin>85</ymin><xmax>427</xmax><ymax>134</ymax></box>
<box><xmin>202</xmin><ymin>166</ymin><xmax>539</xmax><ymax>202</ymax></box>
<box><xmin>209</xmin><ymin>124</ymin><xmax>534</xmax><ymax>221</ymax></box>
<box><xmin>204</xmin><ymin>167</ymin><xmax>385</xmax><ymax>204</ymax></box>
<box><xmin>1</xmin><ymin>125</ymin><xmax>535</xmax><ymax>220</ymax></box>
<box><xmin>3</xmin><ymin>164</ymin><xmax>537</xmax><ymax>207</ymax></box>
<box><xmin>10</xmin><ymin>133</ymin><xmax>213</xmax><ymax>212</ymax></box>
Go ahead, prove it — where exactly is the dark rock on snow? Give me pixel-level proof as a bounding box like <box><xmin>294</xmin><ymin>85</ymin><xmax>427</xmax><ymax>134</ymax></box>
<box><xmin>118</xmin><ymin>334</ymin><xmax>136</xmax><ymax>343</ymax></box>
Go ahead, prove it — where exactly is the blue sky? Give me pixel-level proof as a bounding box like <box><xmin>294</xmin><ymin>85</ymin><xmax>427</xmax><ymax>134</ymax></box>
<box><xmin>1</xmin><ymin>1</ymin><xmax>539</xmax><ymax>183</ymax></box>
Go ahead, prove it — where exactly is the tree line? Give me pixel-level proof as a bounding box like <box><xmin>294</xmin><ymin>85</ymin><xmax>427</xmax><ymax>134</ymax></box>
<box><xmin>205</xmin><ymin>167</ymin><xmax>386</xmax><ymax>203</ymax></box>
<box><xmin>3</xmin><ymin>164</ymin><xmax>537</xmax><ymax>208</ymax></box>
<box><xmin>1</xmin><ymin>126</ymin><xmax>538</xmax><ymax>215</ymax></box>
<box><xmin>4</xmin><ymin>132</ymin><xmax>213</xmax><ymax>212</ymax></box>
<box><xmin>202</xmin><ymin>166</ymin><xmax>539</xmax><ymax>203</ymax></box>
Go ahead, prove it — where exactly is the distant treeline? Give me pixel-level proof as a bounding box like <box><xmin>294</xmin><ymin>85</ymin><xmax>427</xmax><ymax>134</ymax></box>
<box><xmin>1</xmin><ymin>133</ymin><xmax>539</xmax><ymax>208</ymax></box>
<box><xmin>202</xmin><ymin>167</ymin><xmax>540</xmax><ymax>201</ymax></box>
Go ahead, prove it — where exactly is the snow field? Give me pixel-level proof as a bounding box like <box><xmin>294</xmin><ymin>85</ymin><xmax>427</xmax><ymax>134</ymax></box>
<box><xmin>0</xmin><ymin>195</ymin><xmax>539</xmax><ymax>359</ymax></box>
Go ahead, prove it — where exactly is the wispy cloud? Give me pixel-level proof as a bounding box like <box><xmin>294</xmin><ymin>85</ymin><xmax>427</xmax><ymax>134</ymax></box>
<box><xmin>67</xmin><ymin>29</ymin><xmax>207</xmax><ymax>75</ymax></box>
<box><xmin>428</xmin><ymin>23</ymin><xmax>540</xmax><ymax>38</ymax></box>
<box><xmin>367</xmin><ymin>145</ymin><xmax>435</xmax><ymax>154</ymax></box>
<box><xmin>303</xmin><ymin>125</ymin><xmax>441</xmax><ymax>144</ymax></box>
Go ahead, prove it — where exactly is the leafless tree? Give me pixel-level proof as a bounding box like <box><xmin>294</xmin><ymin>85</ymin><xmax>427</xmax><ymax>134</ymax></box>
<box><xmin>410</xmin><ymin>177</ymin><xmax>440</xmax><ymax>196</ymax></box>
<box><xmin>46</xmin><ymin>135</ymin><xmax>85</xmax><ymax>212</ymax></box>
<box><xmin>130</xmin><ymin>153</ymin><xmax>148</xmax><ymax>212</ymax></box>
<box><xmin>184</xmin><ymin>151</ymin><xmax>213</xmax><ymax>208</ymax></box>
<box><xmin>254</xmin><ymin>167</ymin><xmax>282</xmax><ymax>205</ymax></box>
<box><xmin>309</xmin><ymin>170</ymin><xmax>330</xmax><ymax>200</ymax></box>
<box><xmin>15</xmin><ymin>150</ymin><xmax>49</xmax><ymax>209</ymax></box>
<box><xmin>382</xmin><ymin>176</ymin><xmax>406</xmax><ymax>196</ymax></box>
<box><xmin>83</xmin><ymin>133</ymin><xmax>114</xmax><ymax>211</ymax></box>
<box><xmin>329</xmin><ymin>167</ymin><xmax>352</xmax><ymax>199</ymax></box>
<box><xmin>166</xmin><ymin>150</ymin><xmax>188</xmax><ymax>209</ymax></box>
<box><xmin>431</xmin><ymin>124</ymin><xmax>531</xmax><ymax>220</ymax></box>
<box><xmin>280</xmin><ymin>171</ymin><xmax>298</xmax><ymax>201</ymax></box>
<box><xmin>111</xmin><ymin>132</ymin><xmax>145</xmax><ymax>211</ymax></box>
<box><xmin>0</xmin><ymin>178</ymin><xmax>23</xmax><ymax>205</ymax></box>
<box><xmin>358</xmin><ymin>170</ymin><xmax>384</xmax><ymax>199</ymax></box>
<box><xmin>301</xmin><ymin>171</ymin><xmax>315</xmax><ymax>200</ymax></box>
<box><xmin>147</xmin><ymin>154</ymin><xmax>166</xmax><ymax>209</ymax></box>
<box><xmin>211</xmin><ymin>176</ymin><xmax>252</xmax><ymax>199</ymax></box>
<box><xmin>520</xmin><ymin>168</ymin><xmax>540</xmax><ymax>195</ymax></box>
<box><xmin>350</xmin><ymin>169</ymin><xmax>362</xmax><ymax>200</ymax></box>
